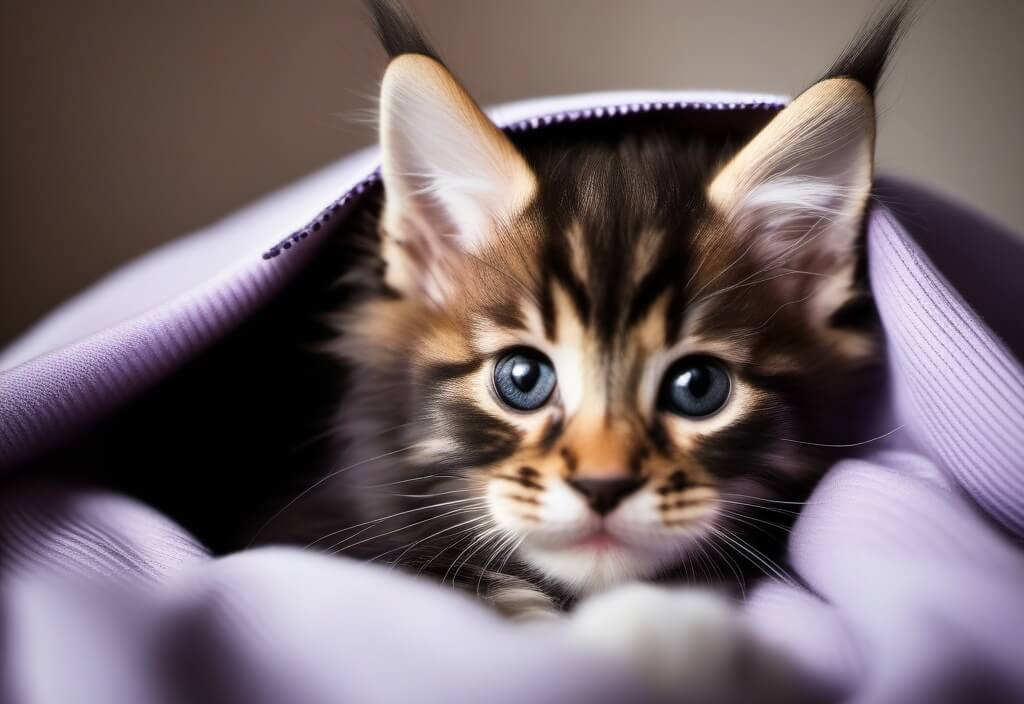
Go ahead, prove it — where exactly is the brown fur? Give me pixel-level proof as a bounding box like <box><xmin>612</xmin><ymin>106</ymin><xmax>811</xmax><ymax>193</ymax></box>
<box><xmin>256</xmin><ymin>0</ymin><xmax>909</xmax><ymax>611</ymax></box>
<box><xmin>259</xmin><ymin>118</ymin><xmax>881</xmax><ymax>606</ymax></box>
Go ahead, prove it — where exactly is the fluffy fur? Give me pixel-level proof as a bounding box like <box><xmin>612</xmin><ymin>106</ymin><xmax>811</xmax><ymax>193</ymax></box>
<box><xmin>260</xmin><ymin>0</ymin><xmax>909</xmax><ymax>616</ymax></box>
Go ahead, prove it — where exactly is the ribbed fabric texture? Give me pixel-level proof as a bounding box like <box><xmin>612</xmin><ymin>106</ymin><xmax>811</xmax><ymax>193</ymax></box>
<box><xmin>739</xmin><ymin>207</ymin><xmax>1024</xmax><ymax>703</ymax></box>
<box><xmin>0</xmin><ymin>482</ymin><xmax>208</xmax><ymax>582</ymax></box>
<box><xmin>778</xmin><ymin>453</ymin><xmax>1024</xmax><ymax>703</ymax></box>
<box><xmin>869</xmin><ymin>207</ymin><xmax>1024</xmax><ymax>536</ymax></box>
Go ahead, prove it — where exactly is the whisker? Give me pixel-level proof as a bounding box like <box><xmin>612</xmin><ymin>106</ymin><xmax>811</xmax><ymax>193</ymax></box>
<box><xmin>719</xmin><ymin>493</ymin><xmax>815</xmax><ymax>507</ymax></box>
<box><xmin>674</xmin><ymin>538</ymin><xmax>697</xmax><ymax>585</ymax></box>
<box><xmin>391</xmin><ymin>488</ymin><xmax>477</xmax><ymax>499</ymax></box>
<box><xmin>692</xmin><ymin>269</ymin><xmax>818</xmax><ymax>308</ymax></box>
<box><xmin>249</xmin><ymin>443</ymin><xmax>420</xmax><ymax>546</ymax></box>
<box><xmin>718</xmin><ymin>508</ymin><xmax>794</xmax><ymax>535</ymax></box>
<box><xmin>702</xmin><ymin>539</ymin><xmax>731</xmax><ymax>591</ymax></box>
<box><xmin>463</xmin><ymin>248</ymin><xmax>538</xmax><ymax>306</ymax></box>
<box><xmin>772</xmin><ymin>424</ymin><xmax>905</xmax><ymax>448</ymax></box>
<box><xmin>416</xmin><ymin>522</ymin><xmax>496</xmax><ymax>576</ymax></box>
<box><xmin>447</xmin><ymin>528</ymin><xmax>507</xmax><ymax>587</ymax></box>
<box><xmin>715</xmin><ymin>498</ymin><xmax>803</xmax><ymax>517</ymax></box>
<box><xmin>686</xmin><ymin>228</ymin><xmax>763</xmax><ymax>297</ymax></box>
<box><xmin>441</xmin><ymin>526</ymin><xmax>503</xmax><ymax>584</ymax></box>
<box><xmin>327</xmin><ymin>502</ymin><xmax>489</xmax><ymax>556</ymax></box>
<box><xmin>476</xmin><ymin>532</ymin><xmax>522</xmax><ymax>596</ymax></box>
<box><xmin>357</xmin><ymin>473</ymin><xmax>465</xmax><ymax>489</ymax></box>
<box><xmin>756</xmin><ymin>290</ymin><xmax>816</xmax><ymax>328</ymax></box>
<box><xmin>694</xmin><ymin>540</ymin><xmax>716</xmax><ymax>585</ymax></box>
<box><xmin>307</xmin><ymin>496</ymin><xmax>486</xmax><ymax>549</ymax></box>
<box><xmin>292</xmin><ymin>419</ymin><xmax>418</xmax><ymax>452</ymax></box>
<box><xmin>371</xmin><ymin>515</ymin><xmax>491</xmax><ymax>567</ymax></box>
<box><xmin>491</xmin><ymin>534</ymin><xmax>526</xmax><ymax>580</ymax></box>
<box><xmin>709</xmin><ymin>525</ymin><xmax>795</xmax><ymax>587</ymax></box>
<box><xmin>699</xmin><ymin>533</ymin><xmax>747</xmax><ymax>598</ymax></box>
<box><xmin>688</xmin><ymin>210</ymin><xmax>829</xmax><ymax>303</ymax></box>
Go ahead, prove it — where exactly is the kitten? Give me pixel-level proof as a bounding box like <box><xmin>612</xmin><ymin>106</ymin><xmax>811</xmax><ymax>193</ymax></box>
<box><xmin>265</xmin><ymin>0</ymin><xmax>907</xmax><ymax>633</ymax></box>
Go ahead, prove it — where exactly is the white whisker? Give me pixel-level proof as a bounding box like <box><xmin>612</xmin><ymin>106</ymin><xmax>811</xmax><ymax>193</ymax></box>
<box><xmin>774</xmin><ymin>424</ymin><xmax>904</xmax><ymax>448</ymax></box>
<box><xmin>327</xmin><ymin>502</ymin><xmax>489</xmax><ymax>556</ymax></box>
<box><xmin>249</xmin><ymin>443</ymin><xmax>420</xmax><ymax>546</ymax></box>
<box><xmin>372</xmin><ymin>515</ymin><xmax>491</xmax><ymax>567</ymax></box>
<box><xmin>307</xmin><ymin>496</ymin><xmax>485</xmax><ymax>549</ymax></box>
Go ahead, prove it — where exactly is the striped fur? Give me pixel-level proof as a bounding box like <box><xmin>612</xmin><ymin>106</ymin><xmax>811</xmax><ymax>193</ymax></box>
<box><xmin>265</xmin><ymin>1</ymin><xmax>908</xmax><ymax>611</ymax></box>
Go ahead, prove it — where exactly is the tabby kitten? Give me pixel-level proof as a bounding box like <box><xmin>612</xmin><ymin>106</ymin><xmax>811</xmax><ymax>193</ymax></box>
<box><xmin>269</xmin><ymin>0</ymin><xmax>906</xmax><ymax>621</ymax></box>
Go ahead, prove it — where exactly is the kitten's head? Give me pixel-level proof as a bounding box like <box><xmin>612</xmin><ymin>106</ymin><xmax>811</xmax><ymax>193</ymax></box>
<box><xmin>333</xmin><ymin>1</ymin><xmax>905</xmax><ymax>595</ymax></box>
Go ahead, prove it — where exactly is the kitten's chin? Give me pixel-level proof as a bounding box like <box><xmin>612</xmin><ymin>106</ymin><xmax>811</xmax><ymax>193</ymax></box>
<box><xmin>520</xmin><ymin>539</ymin><xmax>676</xmax><ymax>596</ymax></box>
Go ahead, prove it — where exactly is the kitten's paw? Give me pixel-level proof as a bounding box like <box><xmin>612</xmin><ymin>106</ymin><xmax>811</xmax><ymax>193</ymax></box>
<box><xmin>486</xmin><ymin>575</ymin><xmax>562</xmax><ymax>623</ymax></box>
<box><xmin>565</xmin><ymin>584</ymin><xmax>815</xmax><ymax>704</ymax></box>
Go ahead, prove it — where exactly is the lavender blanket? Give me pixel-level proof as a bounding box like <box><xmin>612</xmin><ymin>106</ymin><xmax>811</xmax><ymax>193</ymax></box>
<box><xmin>2</xmin><ymin>92</ymin><xmax>1022</xmax><ymax>704</ymax></box>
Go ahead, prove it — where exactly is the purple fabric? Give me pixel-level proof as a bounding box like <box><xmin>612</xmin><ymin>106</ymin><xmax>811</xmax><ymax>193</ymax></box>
<box><xmin>1</xmin><ymin>486</ymin><xmax>645</xmax><ymax>704</ymax></box>
<box><xmin>2</xmin><ymin>91</ymin><xmax>1023</xmax><ymax>703</ymax></box>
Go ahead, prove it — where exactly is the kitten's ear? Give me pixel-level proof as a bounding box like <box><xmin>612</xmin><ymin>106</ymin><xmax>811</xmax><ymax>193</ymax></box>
<box><xmin>378</xmin><ymin>54</ymin><xmax>537</xmax><ymax>302</ymax></box>
<box><xmin>707</xmin><ymin>3</ymin><xmax>910</xmax><ymax>358</ymax></box>
<box><xmin>708</xmin><ymin>76</ymin><xmax>875</xmax><ymax>278</ymax></box>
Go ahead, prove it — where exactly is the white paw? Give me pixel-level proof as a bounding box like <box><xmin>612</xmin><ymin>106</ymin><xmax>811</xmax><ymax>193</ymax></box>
<box><xmin>487</xmin><ymin>576</ymin><xmax>562</xmax><ymax>623</ymax></box>
<box><xmin>565</xmin><ymin>584</ymin><xmax>812</xmax><ymax>703</ymax></box>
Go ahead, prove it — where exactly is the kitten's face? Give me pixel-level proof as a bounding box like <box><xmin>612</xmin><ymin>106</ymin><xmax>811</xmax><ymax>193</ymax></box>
<box><xmin>328</xmin><ymin>53</ymin><xmax>881</xmax><ymax>595</ymax></box>
<box><xmin>343</xmin><ymin>128</ymin><xmax>876</xmax><ymax>594</ymax></box>
<box><xmin>410</xmin><ymin>218</ymin><xmax>784</xmax><ymax>594</ymax></box>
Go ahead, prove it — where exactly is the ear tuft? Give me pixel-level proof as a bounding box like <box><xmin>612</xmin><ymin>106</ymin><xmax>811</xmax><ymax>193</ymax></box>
<box><xmin>366</xmin><ymin>0</ymin><xmax>443</xmax><ymax>63</ymax></box>
<box><xmin>821</xmin><ymin>0</ymin><xmax>914</xmax><ymax>96</ymax></box>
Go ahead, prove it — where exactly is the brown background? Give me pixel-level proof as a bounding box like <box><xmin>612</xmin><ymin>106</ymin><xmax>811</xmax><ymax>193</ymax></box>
<box><xmin>2</xmin><ymin>1</ymin><xmax>1022</xmax><ymax>346</ymax></box>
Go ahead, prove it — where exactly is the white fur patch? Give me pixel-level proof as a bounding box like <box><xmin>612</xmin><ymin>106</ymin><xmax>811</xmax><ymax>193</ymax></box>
<box><xmin>497</xmin><ymin>476</ymin><xmax>714</xmax><ymax>595</ymax></box>
<box><xmin>565</xmin><ymin>585</ymin><xmax>812</xmax><ymax>703</ymax></box>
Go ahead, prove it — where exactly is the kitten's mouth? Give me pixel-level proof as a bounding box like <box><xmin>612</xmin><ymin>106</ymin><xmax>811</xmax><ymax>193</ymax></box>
<box><xmin>572</xmin><ymin>528</ymin><xmax>622</xmax><ymax>552</ymax></box>
<box><xmin>523</xmin><ymin>521</ymin><xmax>633</xmax><ymax>555</ymax></box>
<box><xmin>521</xmin><ymin>523</ymin><xmax>681</xmax><ymax>594</ymax></box>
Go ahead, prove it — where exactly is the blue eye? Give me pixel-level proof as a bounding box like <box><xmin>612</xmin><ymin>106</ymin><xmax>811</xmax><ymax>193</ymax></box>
<box><xmin>494</xmin><ymin>348</ymin><xmax>556</xmax><ymax>411</ymax></box>
<box><xmin>659</xmin><ymin>356</ymin><xmax>730</xmax><ymax>418</ymax></box>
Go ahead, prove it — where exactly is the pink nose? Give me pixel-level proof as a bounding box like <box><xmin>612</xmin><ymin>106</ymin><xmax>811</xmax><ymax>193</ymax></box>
<box><xmin>566</xmin><ymin>477</ymin><xmax>645</xmax><ymax>515</ymax></box>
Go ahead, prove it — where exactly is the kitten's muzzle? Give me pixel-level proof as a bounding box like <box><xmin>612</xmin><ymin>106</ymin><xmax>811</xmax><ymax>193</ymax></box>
<box><xmin>567</xmin><ymin>477</ymin><xmax>645</xmax><ymax>515</ymax></box>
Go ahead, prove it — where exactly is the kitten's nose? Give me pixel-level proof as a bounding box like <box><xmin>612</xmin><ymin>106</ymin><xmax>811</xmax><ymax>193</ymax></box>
<box><xmin>567</xmin><ymin>477</ymin><xmax>645</xmax><ymax>515</ymax></box>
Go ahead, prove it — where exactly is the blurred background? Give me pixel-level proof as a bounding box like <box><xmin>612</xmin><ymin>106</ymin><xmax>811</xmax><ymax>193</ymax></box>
<box><xmin>1</xmin><ymin>0</ymin><xmax>1022</xmax><ymax>346</ymax></box>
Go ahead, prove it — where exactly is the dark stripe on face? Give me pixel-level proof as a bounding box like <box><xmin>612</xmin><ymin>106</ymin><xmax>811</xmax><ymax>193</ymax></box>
<box><xmin>626</xmin><ymin>258</ymin><xmax>679</xmax><ymax>330</ymax></box>
<box><xmin>591</xmin><ymin>237</ymin><xmax>628</xmax><ymax>344</ymax></box>
<box><xmin>560</xmin><ymin>446</ymin><xmax>578</xmax><ymax>474</ymax></box>
<box><xmin>648</xmin><ymin>418</ymin><xmax>674</xmax><ymax>457</ymax></box>
<box><xmin>438</xmin><ymin>399</ymin><xmax>522</xmax><ymax>468</ymax></box>
<box><xmin>539</xmin><ymin>416</ymin><xmax>564</xmax><ymax>452</ymax></box>
<box><xmin>423</xmin><ymin>357</ymin><xmax>485</xmax><ymax>386</ymax></box>
<box><xmin>532</xmin><ymin>223</ymin><xmax>593</xmax><ymax>343</ymax></box>
<box><xmin>828</xmin><ymin>291</ymin><xmax>877</xmax><ymax>330</ymax></box>
<box><xmin>494</xmin><ymin>468</ymin><xmax>544</xmax><ymax>491</ymax></box>
<box><xmin>692</xmin><ymin>409</ymin><xmax>784</xmax><ymax>481</ymax></box>
<box><xmin>664</xmin><ymin>285</ymin><xmax>688</xmax><ymax>346</ymax></box>
<box><xmin>481</xmin><ymin>301</ymin><xmax>527</xmax><ymax>331</ymax></box>
<box><xmin>539</xmin><ymin>271</ymin><xmax>557</xmax><ymax>341</ymax></box>
<box><xmin>627</xmin><ymin>446</ymin><xmax>650</xmax><ymax>476</ymax></box>
<box><xmin>657</xmin><ymin>470</ymin><xmax>693</xmax><ymax>494</ymax></box>
<box><xmin>744</xmin><ymin>370</ymin><xmax>799</xmax><ymax>398</ymax></box>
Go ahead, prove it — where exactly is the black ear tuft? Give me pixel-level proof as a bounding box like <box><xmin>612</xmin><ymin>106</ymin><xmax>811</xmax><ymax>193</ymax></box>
<box><xmin>822</xmin><ymin>0</ymin><xmax>915</xmax><ymax>95</ymax></box>
<box><xmin>366</xmin><ymin>0</ymin><xmax>444</xmax><ymax>65</ymax></box>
